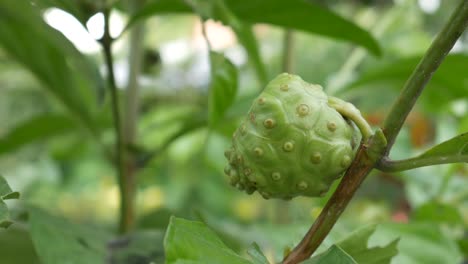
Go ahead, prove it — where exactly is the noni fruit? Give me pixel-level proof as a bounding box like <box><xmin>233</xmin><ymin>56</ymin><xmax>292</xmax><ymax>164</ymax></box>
<box><xmin>224</xmin><ymin>73</ymin><xmax>370</xmax><ymax>200</ymax></box>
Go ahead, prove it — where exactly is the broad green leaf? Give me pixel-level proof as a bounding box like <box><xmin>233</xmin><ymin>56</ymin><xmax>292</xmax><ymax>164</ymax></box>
<box><xmin>0</xmin><ymin>113</ymin><xmax>77</xmax><ymax>155</ymax></box>
<box><xmin>412</xmin><ymin>201</ymin><xmax>463</xmax><ymax>225</ymax></box>
<box><xmin>304</xmin><ymin>245</ymin><xmax>357</xmax><ymax>264</ymax></box>
<box><xmin>370</xmin><ymin>223</ymin><xmax>462</xmax><ymax>264</ymax></box>
<box><xmin>107</xmin><ymin>230</ymin><xmax>165</xmax><ymax>264</ymax></box>
<box><xmin>337</xmin><ymin>225</ymin><xmax>399</xmax><ymax>264</ymax></box>
<box><xmin>0</xmin><ymin>0</ymin><xmax>103</xmax><ymax>134</ymax></box>
<box><xmin>247</xmin><ymin>243</ymin><xmax>269</xmax><ymax>264</ymax></box>
<box><xmin>164</xmin><ymin>217</ymin><xmax>251</xmax><ymax>264</ymax></box>
<box><xmin>0</xmin><ymin>226</ymin><xmax>40</xmax><ymax>263</ymax></box>
<box><xmin>29</xmin><ymin>207</ymin><xmax>112</xmax><ymax>264</ymax></box>
<box><xmin>347</xmin><ymin>54</ymin><xmax>468</xmax><ymax>111</ymax></box>
<box><xmin>0</xmin><ymin>176</ymin><xmax>19</xmax><ymax>228</ymax></box>
<box><xmin>223</xmin><ymin>0</ymin><xmax>381</xmax><ymax>56</ymax></box>
<box><xmin>208</xmin><ymin>51</ymin><xmax>238</xmax><ymax>126</ymax></box>
<box><xmin>129</xmin><ymin>0</ymin><xmax>381</xmax><ymax>55</ymax></box>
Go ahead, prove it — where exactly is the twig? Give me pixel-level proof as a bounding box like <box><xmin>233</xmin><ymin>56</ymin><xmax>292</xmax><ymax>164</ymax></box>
<box><xmin>377</xmin><ymin>155</ymin><xmax>468</xmax><ymax>172</ymax></box>
<box><xmin>282</xmin><ymin>1</ymin><xmax>468</xmax><ymax>263</ymax></box>
<box><xmin>100</xmin><ymin>8</ymin><xmax>132</xmax><ymax>234</ymax></box>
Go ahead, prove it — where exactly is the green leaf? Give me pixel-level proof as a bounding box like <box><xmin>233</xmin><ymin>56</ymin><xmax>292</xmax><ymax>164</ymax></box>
<box><xmin>28</xmin><ymin>207</ymin><xmax>112</xmax><ymax>264</ymax></box>
<box><xmin>418</xmin><ymin>132</ymin><xmax>468</xmax><ymax>160</ymax></box>
<box><xmin>107</xmin><ymin>230</ymin><xmax>165</xmax><ymax>264</ymax></box>
<box><xmin>223</xmin><ymin>0</ymin><xmax>381</xmax><ymax>56</ymax></box>
<box><xmin>304</xmin><ymin>245</ymin><xmax>357</xmax><ymax>264</ymax></box>
<box><xmin>0</xmin><ymin>226</ymin><xmax>41</xmax><ymax>263</ymax></box>
<box><xmin>337</xmin><ymin>225</ymin><xmax>399</xmax><ymax>264</ymax></box>
<box><xmin>412</xmin><ymin>201</ymin><xmax>463</xmax><ymax>225</ymax></box>
<box><xmin>0</xmin><ymin>176</ymin><xmax>19</xmax><ymax>229</ymax></box>
<box><xmin>0</xmin><ymin>113</ymin><xmax>77</xmax><ymax>155</ymax></box>
<box><xmin>208</xmin><ymin>51</ymin><xmax>238</xmax><ymax>126</ymax></box>
<box><xmin>247</xmin><ymin>243</ymin><xmax>269</xmax><ymax>264</ymax></box>
<box><xmin>371</xmin><ymin>223</ymin><xmax>462</xmax><ymax>264</ymax></box>
<box><xmin>347</xmin><ymin>54</ymin><xmax>468</xmax><ymax>111</ymax></box>
<box><xmin>164</xmin><ymin>217</ymin><xmax>251</xmax><ymax>264</ymax></box>
<box><xmin>129</xmin><ymin>0</ymin><xmax>381</xmax><ymax>55</ymax></box>
<box><xmin>0</xmin><ymin>0</ymin><xmax>103</xmax><ymax>133</ymax></box>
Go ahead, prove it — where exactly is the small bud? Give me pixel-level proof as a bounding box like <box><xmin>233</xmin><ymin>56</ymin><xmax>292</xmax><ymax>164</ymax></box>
<box><xmin>263</xmin><ymin>118</ymin><xmax>276</xmax><ymax>129</ymax></box>
<box><xmin>297</xmin><ymin>181</ymin><xmax>308</xmax><ymax>190</ymax></box>
<box><xmin>327</xmin><ymin>121</ymin><xmax>337</xmax><ymax>132</ymax></box>
<box><xmin>283</xmin><ymin>141</ymin><xmax>294</xmax><ymax>152</ymax></box>
<box><xmin>310</xmin><ymin>152</ymin><xmax>322</xmax><ymax>164</ymax></box>
<box><xmin>253</xmin><ymin>147</ymin><xmax>264</xmax><ymax>157</ymax></box>
<box><xmin>271</xmin><ymin>172</ymin><xmax>281</xmax><ymax>181</ymax></box>
<box><xmin>296</xmin><ymin>104</ymin><xmax>309</xmax><ymax>116</ymax></box>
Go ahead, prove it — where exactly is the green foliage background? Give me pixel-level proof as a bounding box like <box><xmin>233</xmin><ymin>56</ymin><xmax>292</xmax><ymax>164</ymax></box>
<box><xmin>0</xmin><ymin>0</ymin><xmax>466</xmax><ymax>263</ymax></box>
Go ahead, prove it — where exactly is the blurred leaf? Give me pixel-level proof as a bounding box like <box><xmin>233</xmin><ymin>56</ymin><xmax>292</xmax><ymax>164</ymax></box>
<box><xmin>0</xmin><ymin>226</ymin><xmax>40</xmax><ymax>263</ymax></box>
<box><xmin>208</xmin><ymin>51</ymin><xmax>238</xmax><ymax>126</ymax></box>
<box><xmin>33</xmin><ymin>0</ymin><xmax>98</xmax><ymax>27</ymax></box>
<box><xmin>107</xmin><ymin>230</ymin><xmax>165</xmax><ymax>264</ymax></box>
<box><xmin>187</xmin><ymin>0</ymin><xmax>267</xmax><ymax>86</ymax></box>
<box><xmin>347</xmin><ymin>54</ymin><xmax>468</xmax><ymax>111</ymax></box>
<box><xmin>412</xmin><ymin>201</ymin><xmax>463</xmax><ymax>225</ymax></box>
<box><xmin>129</xmin><ymin>0</ymin><xmax>380</xmax><ymax>55</ymax></box>
<box><xmin>304</xmin><ymin>245</ymin><xmax>356</xmax><ymax>264</ymax></box>
<box><xmin>29</xmin><ymin>206</ymin><xmax>112</xmax><ymax>264</ymax></box>
<box><xmin>138</xmin><ymin>208</ymin><xmax>174</xmax><ymax>230</ymax></box>
<box><xmin>233</xmin><ymin>24</ymin><xmax>267</xmax><ymax>85</ymax></box>
<box><xmin>164</xmin><ymin>217</ymin><xmax>251</xmax><ymax>264</ymax></box>
<box><xmin>223</xmin><ymin>0</ymin><xmax>381</xmax><ymax>56</ymax></box>
<box><xmin>0</xmin><ymin>113</ymin><xmax>77</xmax><ymax>155</ymax></box>
<box><xmin>0</xmin><ymin>176</ymin><xmax>19</xmax><ymax>228</ymax></box>
<box><xmin>458</xmin><ymin>238</ymin><xmax>468</xmax><ymax>258</ymax></box>
<box><xmin>337</xmin><ymin>225</ymin><xmax>399</xmax><ymax>264</ymax></box>
<box><xmin>0</xmin><ymin>0</ymin><xmax>103</xmax><ymax>134</ymax></box>
<box><xmin>247</xmin><ymin>243</ymin><xmax>269</xmax><ymax>264</ymax></box>
<box><xmin>371</xmin><ymin>223</ymin><xmax>462</xmax><ymax>264</ymax></box>
<box><xmin>210</xmin><ymin>1</ymin><xmax>267</xmax><ymax>85</ymax></box>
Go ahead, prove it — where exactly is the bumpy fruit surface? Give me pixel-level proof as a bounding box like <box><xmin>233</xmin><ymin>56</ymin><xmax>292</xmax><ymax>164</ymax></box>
<box><xmin>224</xmin><ymin>73</ymin><xmax>361</xmax><ymax>199</ymax></box>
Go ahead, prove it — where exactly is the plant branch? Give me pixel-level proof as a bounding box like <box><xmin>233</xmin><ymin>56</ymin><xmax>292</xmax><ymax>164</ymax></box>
<box><xmin>377</xmin><ymin>155</ymin><xmax>468</xmax><ymax>172</ymax></box>
<box><xmin>283</xmin><ymin>1</ymin><xmax>468</xmax><ymax>263</ymax></box>
<box><xmin>100</xmin><ymin>8</ymin><xmax>132</xmax><ymax>234</ymax></box>
<box><xmin>382</xmin><ymin>0</ymin><xmax>468</xmax><ymax>153</ymax></box>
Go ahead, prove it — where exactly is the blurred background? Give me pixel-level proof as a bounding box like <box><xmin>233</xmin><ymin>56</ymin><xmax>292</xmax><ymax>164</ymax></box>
<box><xmin>0</xmin><ymin>0</ymin><xmax>467</xmax><ymax>263</ymax></box>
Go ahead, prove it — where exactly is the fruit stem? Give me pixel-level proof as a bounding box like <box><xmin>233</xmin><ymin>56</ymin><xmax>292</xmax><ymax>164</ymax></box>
<box><xmin>283</xmin><ymin>1</ymin><xmax>468</xmax><ymax>263</ymax></box>
<box><xmin>328</xmin><ymin>96</ymin><xmax>373</xmax><ymax>140</ymax></box>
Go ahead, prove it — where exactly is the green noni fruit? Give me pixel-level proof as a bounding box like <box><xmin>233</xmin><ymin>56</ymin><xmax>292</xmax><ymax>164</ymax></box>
<box><xmin>224</xmin><ymin>73</ymin><xmax>372</xmax><ymax>200</ymax></box>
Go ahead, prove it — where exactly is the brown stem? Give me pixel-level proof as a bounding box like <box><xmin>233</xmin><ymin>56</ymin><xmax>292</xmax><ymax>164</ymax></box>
<box><xmin>283</xmin><ymin>136</ymin><xmax>380</xmax><ymax>264</ymax></box>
